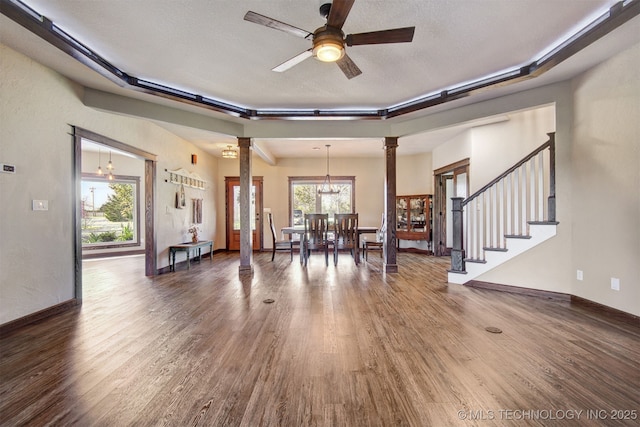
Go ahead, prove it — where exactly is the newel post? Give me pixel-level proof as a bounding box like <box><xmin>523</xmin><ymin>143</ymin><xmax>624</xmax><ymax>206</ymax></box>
<box><xmin>450</xmin><ymin>197</ymin><xmax>465</xmax><ymax>273</ymax></box>
<box><xmin>547</xmin><ymin>132</ymin><xmax>556</xmax><ymax>222</ymax></box>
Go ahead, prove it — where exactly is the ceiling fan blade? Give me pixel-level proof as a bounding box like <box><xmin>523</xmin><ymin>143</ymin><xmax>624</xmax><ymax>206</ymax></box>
<box><xmin>272</xmin><ymin>49</ymin><xmax>313</xmax><ymax>73</ymax></box>
<box><xmin>244</xmin><ymin>11</ymin><xmax>312</xmax><ymax>39</ymax></box>
<box><xmin>336</xmin><ymin>53</ymin><xmax>362</xmax><ymax>79</ymax></box>
<box><xmin>346</xmin><ymin>27</ymin><xmax>415</xmax><ymax>46</ymax></box>
<box><xmin>327</xmin><ymin>0</ymin><xmax>355</xmax><ymax>30</ymax></box>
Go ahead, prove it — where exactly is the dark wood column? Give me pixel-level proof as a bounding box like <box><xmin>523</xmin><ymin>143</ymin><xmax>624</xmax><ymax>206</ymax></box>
<box><xmin>384</xmin><ymin>137</ymin><xmax>398</xmax><ymax>273</ymax></box>
<box><xmin>144</xmin><ymin>159</ymin><xmax>157</xmax><ymax>276</ymax></box>
<box><xmin>238</xmin><ymin>137</ymin><xmax>253</xmax><ymax>274</ymax></box>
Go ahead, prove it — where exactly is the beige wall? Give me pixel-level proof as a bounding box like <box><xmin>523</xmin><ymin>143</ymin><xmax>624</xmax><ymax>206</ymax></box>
<box><xmin>570</xmin><ymin>42</ymin><xmax>639</xmax><ymax>315</ymax></box>
<box><xmin>215</xmin><ymin>151</ymin><xmax>434</xmax><ymax>252</ymax></box>
<box><xmin>0</xmin><ymin>44</ymin><xmax>219</xmax><ymax>324</ymax></box>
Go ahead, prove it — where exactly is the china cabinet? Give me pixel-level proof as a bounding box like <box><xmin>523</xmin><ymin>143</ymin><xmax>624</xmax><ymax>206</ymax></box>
<box><xmin>396</xmin><ymin>194</ymin><xmax>433</xmax><ymax>253</ymax></box>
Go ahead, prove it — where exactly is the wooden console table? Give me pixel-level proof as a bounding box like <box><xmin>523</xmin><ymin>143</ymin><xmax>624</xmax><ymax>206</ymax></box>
<box><xmin>169</xmin><ymin>240</ymin><xmax>213</xmax><ymax>271</ymax></box>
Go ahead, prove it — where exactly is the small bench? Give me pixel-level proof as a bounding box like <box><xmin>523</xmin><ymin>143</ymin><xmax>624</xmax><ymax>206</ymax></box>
<box><xmin>169</xmin><ymin>240</ymin><xmax>213</xmax><ymax>271</ymax></box>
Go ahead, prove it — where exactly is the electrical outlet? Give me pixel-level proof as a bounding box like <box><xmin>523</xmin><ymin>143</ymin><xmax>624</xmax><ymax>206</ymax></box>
<box><xmin>576</xmin><ymin>270</ymin><xmax>583</xmax><ymax>281</ymax></box>
<box><xmin>611</xmin><ymin>278</ymin><xmax>620</xmax><ymax>291</ymax></box>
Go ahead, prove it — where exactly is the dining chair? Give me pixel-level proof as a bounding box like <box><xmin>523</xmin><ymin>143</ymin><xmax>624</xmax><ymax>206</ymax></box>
<box><xmin>268</xmin><ymin>212</ymin><xmax>294</xmax><ymax>261</ymax></box>
<box><xmin>362</xmin><ymin>238</ymin><xmax>383</xmax><ymax>261</ymax></box>
<box><xmin>303</xmin><ymin>213</ymin><xmax>329</xmax><ymax>266</ymax></box>
<box><xmin>333</xmin><ymin>213</ymin><xmax>359</xmax><ymax>265</ymax></box>
<box><xmin>363</xmin><ymin>213</ymin><xmax>384</xmax><ymax>261</ymax></box>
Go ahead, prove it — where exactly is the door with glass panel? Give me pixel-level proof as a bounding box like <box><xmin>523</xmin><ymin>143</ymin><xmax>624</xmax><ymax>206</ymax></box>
<box><xmin>225</xmin><ymin>177</ymin><xmax>263</xmax><ymax>251</ymax></box>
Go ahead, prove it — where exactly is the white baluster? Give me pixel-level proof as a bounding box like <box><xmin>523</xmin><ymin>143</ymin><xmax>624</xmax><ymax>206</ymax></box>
<box><xmin>513</xmin><ymin>168</ymin><xmax>519</xmax><ymax>235</ymax></box>
<box><xmin>506</xmin><ymin>174</ymin><xmax>512</xmax><ymax>236</ymax></box>
<box><xmin>521</xmin><ymin>163</ymin><xmax>528</xmax><ymax>234</ymax></box>
<box><xmin>538</xmin><ymin>151</ymin><xmax>544</xmax><ymax>221</ymax></box>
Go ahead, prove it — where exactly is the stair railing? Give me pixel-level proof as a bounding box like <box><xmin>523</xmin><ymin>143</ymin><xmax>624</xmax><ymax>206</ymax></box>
<box><xmin>450</xmin><ymin>132</ymin><xmax>555</xmax><ymax>273</ymax></box>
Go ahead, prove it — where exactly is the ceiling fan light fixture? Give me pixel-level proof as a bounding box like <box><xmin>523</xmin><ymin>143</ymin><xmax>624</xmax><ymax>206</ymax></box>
<box><xmin>314</xmin><ymin>41</ymin><xmax>344</xmax><ymax>62</ymax></box>
<box><xmin>313</xmin><ymin>26</ymin><xmax>345</xmax><ymax>63</ymax></box>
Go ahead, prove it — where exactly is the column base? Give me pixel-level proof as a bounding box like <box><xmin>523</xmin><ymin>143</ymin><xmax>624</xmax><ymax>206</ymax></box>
<box><xmin>238</xmin><ymin>264</ymin><xmax>254</xmax><ymax>274</ymax></box>
<box><xmin>384</xmin><ymin>263</ymin><xmax>398</xmax><ymax>273</ymax></box>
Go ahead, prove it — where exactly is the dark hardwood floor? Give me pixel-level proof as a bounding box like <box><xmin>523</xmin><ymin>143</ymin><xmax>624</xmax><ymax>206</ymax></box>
<box><xmin>1</xmin><ymin>252</ymin><xmax>638</xmax><ymax>426</ymax></box>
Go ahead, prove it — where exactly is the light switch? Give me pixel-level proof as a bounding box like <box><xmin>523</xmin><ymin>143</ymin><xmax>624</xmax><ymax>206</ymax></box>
<box><xmin>32</xmin><ymin>200</ymin><xmax>48</xmax><ymax>211</ymax></box>
<box><xmin>611</xmin><ymin>278</ymin><xmax>620</xmax><ymax>291</ymax></box>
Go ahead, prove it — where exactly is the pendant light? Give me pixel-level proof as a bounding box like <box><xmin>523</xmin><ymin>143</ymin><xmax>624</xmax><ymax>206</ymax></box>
<box><xmin>97</xmin><ymin>148</ymin><xmax>103</xmax><ymax>175</ymax></box>
<box><xmin>318</xmin><ymin>144</ymin><xmax>339</xmax><ymax>194</ymax></box>
<box><xmin>107</xmin><ymin>150</ymin><xmax>114</xmax><ymax>180</ymax></box>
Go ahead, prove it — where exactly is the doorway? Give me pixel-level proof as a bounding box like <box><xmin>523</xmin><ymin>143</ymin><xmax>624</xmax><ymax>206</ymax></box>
<box><xmin>433</xmin><ymin>159</ymin><xmax>469</xmax><ymax>256</ymax></box>
<box><xmin>74</xmin><ymin>127</ymin><xmax>157</xmax><ymax>302</ymax></box>
<box><xmin>225</xmin><ymin>176</ymin><xmax>263</xmax><ymax>251</ymax></box>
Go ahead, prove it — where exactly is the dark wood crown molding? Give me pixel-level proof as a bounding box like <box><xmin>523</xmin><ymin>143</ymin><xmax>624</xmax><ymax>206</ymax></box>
<box><xmin>2</xmin><ymin>0</ymin><xmax>638</xmax><ymax>121</ymax></box>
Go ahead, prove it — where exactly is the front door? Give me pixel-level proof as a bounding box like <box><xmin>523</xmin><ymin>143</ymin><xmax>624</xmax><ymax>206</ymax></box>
<box><xmin>225</xmin><ymin>177</ymin><xmax>263</xmax><ymax>251</ymax></box>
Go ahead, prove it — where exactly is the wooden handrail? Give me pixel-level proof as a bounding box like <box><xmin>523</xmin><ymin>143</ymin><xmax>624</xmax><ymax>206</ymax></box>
<box><xmin>463</xmin><ymin>132</ymin><xmax>555</xmax><ymax>206</ymax></box>
<box><xmin>450</xmin><ymin>132</ymin><xmax>556</xmax><ymax>274</ymax></box>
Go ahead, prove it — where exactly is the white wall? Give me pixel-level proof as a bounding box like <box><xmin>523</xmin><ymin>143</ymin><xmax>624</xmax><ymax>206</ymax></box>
<box><xmin>0</xmin><ymin>44</ymin><xmax>219</xmax><ymax>324</ymax></box>
<box><xmin>433</xmin><ymin>131</ymin><xmax>472</xmax><ymax>171</ymax></box>
<box><xmin>469</xmin><ymin>106</ymin><xmax>555</xmax><ymax>192</ymax></box>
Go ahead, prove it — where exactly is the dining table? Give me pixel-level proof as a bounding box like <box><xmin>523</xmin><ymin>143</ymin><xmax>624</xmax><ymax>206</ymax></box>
<box><xmin>281</xmin><ymin>225</ymin><xmax>378</xmax><ymax>263</ymax></box>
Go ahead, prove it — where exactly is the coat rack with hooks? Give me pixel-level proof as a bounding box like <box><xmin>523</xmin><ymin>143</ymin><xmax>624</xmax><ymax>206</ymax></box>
<box><xmin>165</xmin><ymin>168</ymin><xmax>206</xmax><ymax>190</ymax></box>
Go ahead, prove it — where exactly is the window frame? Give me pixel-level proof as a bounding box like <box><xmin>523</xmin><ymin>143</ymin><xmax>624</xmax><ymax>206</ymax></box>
<box><xmin>288</xmin><ymin>176</ymin><xmax>356</xmax><ymax>226</ymax></box>
<box><xmin>81</xmin><ymin>173</ymin><xmax>141</xmax><ymax>250</ymax></box>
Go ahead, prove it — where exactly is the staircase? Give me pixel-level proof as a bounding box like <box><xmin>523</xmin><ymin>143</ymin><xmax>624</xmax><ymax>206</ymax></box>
<box><xmin>448</xmin><ymin>133</ymin><xmax>558</xmax><ymax>284</ymax></box>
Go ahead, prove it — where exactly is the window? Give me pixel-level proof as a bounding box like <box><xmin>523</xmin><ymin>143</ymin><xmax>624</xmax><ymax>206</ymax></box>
<box><xmin>81</xmin><ymin>174</ymin><xmax>140</xmax><ymax>249</ymax></box>
<box><xmin>289</xmin><ymin>176</ymin><xmax>355</xmax><ymax>225</ymax></box>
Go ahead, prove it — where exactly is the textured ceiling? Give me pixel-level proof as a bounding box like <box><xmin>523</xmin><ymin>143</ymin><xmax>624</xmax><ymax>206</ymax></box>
<box><xmin>2</xmin><ymin>0</ymin><xmax>638</xmax><ymax>158</ymax></box>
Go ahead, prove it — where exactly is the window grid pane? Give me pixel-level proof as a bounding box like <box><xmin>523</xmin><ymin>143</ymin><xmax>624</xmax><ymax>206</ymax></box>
<box><xmin>291</xmin><ymin>179</ymin><xmax>354</xmax><ymax>224</ymax></box>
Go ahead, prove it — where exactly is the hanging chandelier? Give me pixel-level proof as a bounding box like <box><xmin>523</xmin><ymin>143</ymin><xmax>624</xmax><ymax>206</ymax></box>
<box><xmin>97</xmin><ymin>147</ymin><xmax>114</xmax><ymax>179</ymax></box>
<box><xmin>318</xmin><ymin>144</ymin><xmax>339</xmax><ymax>194</ymax></box>
<box><xmin>222</xmin><ymin>145</ymin><xmax>238</xmax><ymax>159</ymax></box>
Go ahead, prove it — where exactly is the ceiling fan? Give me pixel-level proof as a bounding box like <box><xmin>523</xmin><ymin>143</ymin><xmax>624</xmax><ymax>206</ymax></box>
<box><xmin>244</xmin><ymin>0</ymin><xmax>415</xmax><ymax>79</ymax></box>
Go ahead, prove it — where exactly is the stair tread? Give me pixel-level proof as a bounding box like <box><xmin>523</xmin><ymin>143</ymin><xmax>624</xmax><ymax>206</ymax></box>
<box><xmin>504</xmin><ymin>234</ymin><xmax>532</xmax><ymax>239</ymax></box>
<box><xmin>483</xmin><ymin>247</ymin><xmax>508</xmax><ymax>252</ymax></box>
<box><xmin>464</xmin><ymin>258</ymin><xmax>487</xmax><ymax>264</ymax></box>
<box><xmin>528</xmin><ymin>221</ymin><xmax>560</xmax><ymax>225</ymax></box>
